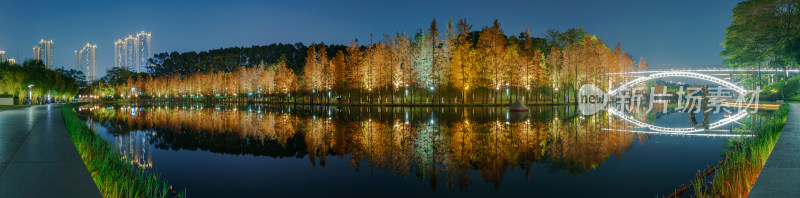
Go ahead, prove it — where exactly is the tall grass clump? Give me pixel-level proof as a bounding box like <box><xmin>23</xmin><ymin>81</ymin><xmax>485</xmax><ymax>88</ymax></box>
<box><xmin>61</xmin><ymin>103</ymin><xmax>187</xmax><ymax>198</ymax></box>
<box><xmin>674</xmin><ymin>104</ymin><xmax>789</xmax><ymax>198</ymax></box>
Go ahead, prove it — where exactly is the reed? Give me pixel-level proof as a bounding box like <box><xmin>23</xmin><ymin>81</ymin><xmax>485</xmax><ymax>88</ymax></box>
<box><xmin>669</xmin><ymin>104</ymin><xmax>789</xmax><ymax>198</ymax></box>
<box><xmin>61</xmin><ymin>103</ymin><xmax>186</xmax><ymax>198</ymax></box>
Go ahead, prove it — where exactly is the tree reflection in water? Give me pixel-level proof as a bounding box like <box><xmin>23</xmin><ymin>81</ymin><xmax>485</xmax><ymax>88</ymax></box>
<box><xmin>77</xmin><ymin>104</ymin><xmax>645</xmax><ymax>191</ymax></box>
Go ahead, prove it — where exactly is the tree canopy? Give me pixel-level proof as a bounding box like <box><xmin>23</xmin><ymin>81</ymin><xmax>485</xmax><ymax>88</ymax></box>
<box><xmin>0</xmin><ymin>60</ymin><xmax>80</xmax><ymax>103</ymax></box>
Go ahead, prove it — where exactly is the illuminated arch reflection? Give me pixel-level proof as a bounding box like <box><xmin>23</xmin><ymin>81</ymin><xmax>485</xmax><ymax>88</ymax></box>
<box><xmin>604</xmin><ymin>106</ymin><xmax>751</xmax><ymax>137</ymax></box>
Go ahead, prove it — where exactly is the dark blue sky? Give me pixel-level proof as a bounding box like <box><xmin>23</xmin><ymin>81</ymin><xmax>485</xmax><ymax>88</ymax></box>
<box><xmin>0</xmin><ymin>0</ymin><xmax>737</xmax><ymax>76</ymax></box>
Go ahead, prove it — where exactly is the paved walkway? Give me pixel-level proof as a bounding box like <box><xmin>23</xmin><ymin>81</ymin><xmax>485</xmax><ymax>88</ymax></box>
<box><xmin>749</xmin><ymin>103</ymin><xmax>800</xmax><ymax>197</ymax></box>
<box><xmin>0</xmin><ymin>104</ymin><xmax>101</xmax><ymax>197</ymax></box>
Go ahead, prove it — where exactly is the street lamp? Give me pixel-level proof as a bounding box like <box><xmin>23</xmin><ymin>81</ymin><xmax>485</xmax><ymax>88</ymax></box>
<box><xmin>27</xmin><ymin>85</ymin><xmax>33</xmax><ymax>105</ymax></box>
<box><xmin>554</xmin><ymin>87</ymin><xmax>559</xmax><ymax>103</ymax></box>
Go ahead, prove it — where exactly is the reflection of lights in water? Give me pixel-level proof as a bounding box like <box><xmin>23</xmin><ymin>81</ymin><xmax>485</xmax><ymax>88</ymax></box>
<box><xmin>78</xmin><ymin>104</ymin><xmax>677</xmax><ymax>191</ymax></box>
<box><xmin>116</xmin><ymin>131</ymin><xmax>153</xmax><ymax>169</ymax></box>
<box><xmin>602</xmin><ymin>128</ymin><xmax>753</xmax><ymax>138</ymax></box>
<box><xmin>608</xmin><ymin>107</ymin><xmax>748</xmax><ymax>133</ymax></box>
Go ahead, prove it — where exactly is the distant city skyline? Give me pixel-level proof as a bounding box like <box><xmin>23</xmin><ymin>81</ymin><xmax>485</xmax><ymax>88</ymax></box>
<box><xmin>0</xmin><ymin>0</ymin><xmax>739</xmax><ymax>77</ymax></box>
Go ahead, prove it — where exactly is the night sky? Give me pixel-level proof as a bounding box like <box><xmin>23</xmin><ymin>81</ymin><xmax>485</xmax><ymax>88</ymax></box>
<box><xmin>0</xmin><ymin>0</ymin><xmax>737</xmax><ymax>77</ymax></box>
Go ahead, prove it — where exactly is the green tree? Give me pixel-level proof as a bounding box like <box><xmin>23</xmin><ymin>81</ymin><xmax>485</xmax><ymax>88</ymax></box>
<box><xmin>722</xmin><ymin>0</ymin><xmax>799</xmax><ymax>95</ymax></box>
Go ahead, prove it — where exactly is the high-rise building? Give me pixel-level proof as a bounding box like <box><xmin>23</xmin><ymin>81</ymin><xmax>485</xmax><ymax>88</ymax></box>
<box><xmin>114</xmin><ymin>39</ymin><xmax>125</xmax><ymax>68</ymax></box>
<box><xmin>136</xmin><ymin>31</ymin><xmax>151</xmax><ymax>71</ymax></box>
<box><xmin>125</xmin><ymin>35</ymin><xmax>137</xmax><ymax>71</ymax></box>
<box><xmin>33</xmin><ymin>39</ymin><xmax>54</xmax><ymax>69</ymax></box>
<box><xmin>114</xmin><ymin>31</ymin><xmax>151</xmax><ymax>72</ymax></box>
<box><xmin>7</xmin><ymin>58</ymin><xmax>15</xmax><ymax>64</ymax></box>
<box><xmin>0</xmin><ymin>50</ymin><xmax>4</xmax><ymax>62</ymax></box>
<box><xmin>75</xmin><ymin>43</ymin><xmax>97</xmax><ymax>82</ymax></box>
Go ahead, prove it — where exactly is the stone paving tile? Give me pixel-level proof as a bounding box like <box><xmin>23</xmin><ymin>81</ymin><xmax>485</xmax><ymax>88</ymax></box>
<box><xmin>748</xmin><ymin>103</ymin><xmax>800</xmax><ymax>197</ymax></box>
<box><xmin>0</xmin><ymin>104</ymin><xmax>101</xmax><ymax>197</ymax></box>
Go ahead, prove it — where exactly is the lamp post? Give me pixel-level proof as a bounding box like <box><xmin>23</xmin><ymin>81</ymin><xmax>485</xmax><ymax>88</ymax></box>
<box><xmin>404</xmin><ymin>84</ymin><xmax>409</xmax><ymax>104</ymax></box>
<box><xmin>428</xmin><ymin>85</ymin><xmax>434</xmax><ymax>104</ymax></box>
<box><xmin>27</xmin><ymin>85</ymin><xmax>33</xmax><ymax>105</ymax></box>
<box><xmin>505</xmin><ymin>83</ymin><xmax>510</xmax><ymax>104</ymax></box>
<box><xmin>555</xmin><ymin>87</ymin><xmax>559</xmax><ymax>103</ymax></box>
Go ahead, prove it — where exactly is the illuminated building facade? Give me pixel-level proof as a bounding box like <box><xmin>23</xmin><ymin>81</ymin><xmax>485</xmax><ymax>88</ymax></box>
<box><xmin>75</xmin><ymin>43</ymin><xmax>97</xmax><ymax>82</ymax></box>
<box><xmin>33</xmin><ymin>39</ymin><xmax>54</xmax><ymax>69</ymax></box>
<box><xmin>114</xmin><ymin>31</ymin><xmax>151</xmax><ymax>72</ymax></box>
<box><xmin>114</xmin><ymin>39</ymin><xmax>125</xmax><ymax>68</ymax></box>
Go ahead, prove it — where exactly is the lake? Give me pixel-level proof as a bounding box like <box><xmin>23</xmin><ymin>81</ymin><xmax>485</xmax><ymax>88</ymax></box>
<box><xmin>75</xmin><ymin>103</ymin><xmax>763</xmax><ymax>197</ymax></box>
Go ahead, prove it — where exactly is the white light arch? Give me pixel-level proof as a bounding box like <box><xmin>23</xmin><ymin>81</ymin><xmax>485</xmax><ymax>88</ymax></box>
<box><xmin>608</xmin><ymin>71</ymin><xmax>748</xmax><ymax>96</ymax></box>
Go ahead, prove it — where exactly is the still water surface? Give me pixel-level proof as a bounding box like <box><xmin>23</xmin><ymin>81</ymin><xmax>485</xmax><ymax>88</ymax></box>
<box><xmin>76</xmin><ymin>104</ymin><xmax>759</xmax><ymax>197</ymax></box>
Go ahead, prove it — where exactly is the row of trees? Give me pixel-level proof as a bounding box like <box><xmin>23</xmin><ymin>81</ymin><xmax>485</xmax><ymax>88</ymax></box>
<box><xmin>98</xmin><ymin>58</ymin><xmax>299</xmax><ymax>100</ymax></box>
<box><xmin>147</xmin><ymin>43</ymin><xmax>346</xmax><ymax>77</ymax></box>
<box><xmin>0</xmin><ymin>60</ymin><xmax>81</xmax><ymax>104</ymax></box>
<box><xmin>93</xmin><ymin>18</ymin><xmax>646</xmax><ymax>104</ymax></box>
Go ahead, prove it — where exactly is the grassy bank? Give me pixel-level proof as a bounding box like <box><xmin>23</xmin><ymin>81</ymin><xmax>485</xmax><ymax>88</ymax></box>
<box><xmin>61</xmin><ymin>103</ymin><xmax>186</xmax><ymax>198</ymax></box>
<box><xmin>667</xmin><ymin>104</ymin><xmax>789</xmax><ymax>197</ymax></box>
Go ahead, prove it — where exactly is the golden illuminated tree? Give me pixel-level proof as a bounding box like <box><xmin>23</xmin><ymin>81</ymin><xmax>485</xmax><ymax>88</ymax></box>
<box><xmin>345</xmin><ymin>39</ymin><xmax>365</xmax><ymax>102</ymax></box>
<box><xmin>316</xmin><ymin>44</ymin><xmax>331</xmax><ymax>101</ymax></box>
<box><xmin>608</xmin><ymin>43</ymin><xmax>634</xmax><ymax>89</ymax></box>
<box><xmin>303</xmin><ymin>43</ymin><xmax>326</xmax><ymax>103</ymax></box>
<box><xmin>330</xmin><ymin>50</ymin><xmax>347</xmax><ymax>98</ymax></box>
<box><xmin>637</xmin><ymin>57</ymin><xmax>648</xmax><ymax>71</ymax></box>
<box><xmin>449</xmin><ymin>19</ymin><xmax>477</xmax><ymax>104</ymax></box>
<box><xmin>478</xmin><ymin>20</ymin><xmax>508</xmax><ymax>104</ymax></box>
<box><xmin>578</xmin><ymin>35</ymin><xmax>609</xmax><ymax>94</ymax></box>
<box><xmin>428</xmin><ymin>18</ymin><xmax>448</xmax><ymax>93</ymax></box>
<box><xmin>559</xmin><ymin>43</ymin><xmax>579</xmax><ymax>103</ymax></box>
<box><xmin>386</xmin><ymin>33</ymin><xmax>411</xmax><ymax>103</ymax></box>
<box><xmin>362</xmin><ymin>35</ymin><xmax>389</xmax><ymax>103</ymax></box>
<box><xmin>274</xmin><ymin>59</ymin><xmax>298</xmax><ymax>101</ymax></box>
<box><xmin>507</xmin><ymin>41</ymin><xmax>530</xmax><ymax>102</ymax></box>
<box><xmin>255</xmin><ymin>61</ymin><xmax>275</xmax><ymax>97</ymax></box>
<box><xmin>546</xmin><ymin>46</ymin><xmax>563</xmax><ymax>101</ymax></box>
